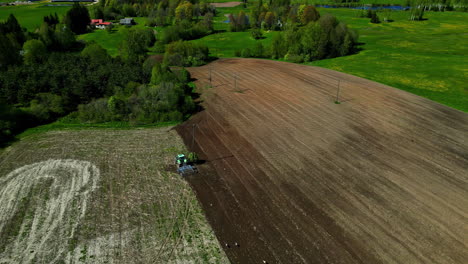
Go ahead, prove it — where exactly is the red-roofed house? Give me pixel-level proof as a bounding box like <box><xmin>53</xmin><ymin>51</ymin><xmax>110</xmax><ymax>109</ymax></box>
<box><xmin>90</xmin><ymin>19</ymin><xmax>112</xmax><ymax>29</ymax></box>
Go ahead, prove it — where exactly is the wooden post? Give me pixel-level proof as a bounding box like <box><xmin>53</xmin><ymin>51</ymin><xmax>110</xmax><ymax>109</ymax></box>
<box><xmin>191</xmin><ymin>124</ymin><xmax>196</xmax><ymax>149</ymax></box>
<box><xmin>335</xmin><ymin>79</ymin><xmax>341</xmax><ymax>103</ymax></box>
<box><xmin>209</xmin><ymin>67</ymin><xmax>212</xmax><ymax>86</ymax></box>
<box><xmin>234</xmin><ymin>73</ymin><xmax>238</xmax><ymax>92</ymax></box>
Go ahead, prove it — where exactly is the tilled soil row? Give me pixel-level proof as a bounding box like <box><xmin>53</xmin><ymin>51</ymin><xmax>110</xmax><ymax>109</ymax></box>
<box><xmin>177</xmin><ymin>58</ymin><xmax>468</xmax><ymax>264</ymax></box>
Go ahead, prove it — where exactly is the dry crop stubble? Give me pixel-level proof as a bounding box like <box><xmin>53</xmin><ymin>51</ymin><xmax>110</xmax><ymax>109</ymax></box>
<box><xmin>0</xmin><ymin>128</ymin><xmax>228</xmax><ymax>264</ymax></box>
<box><xmin>0</xmin><ymin>160</ymin><xmax>99</xmax><ymax>263</ymax></box>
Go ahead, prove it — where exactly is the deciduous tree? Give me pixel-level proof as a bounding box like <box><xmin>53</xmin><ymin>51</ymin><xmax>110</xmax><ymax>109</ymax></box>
<box><xmin>81</xmin><ymin>42</ymin><xmax>109</xmax><ymax>63</ymax></box>
<box><xmin>119</xmin><ymin>28</ymin><xmax>155</xmax><ymax>62</ymax></box>
<box><xmin>23</xmin><ymin>39</ymin><xmax>47</xmax><ymax>65</ymax></box>
<box><xmin>63</xmin><ymin>3</ymin><xmax>90</xmax><ymax>34</ymax></box>
<box><xmin>301</xmin><ymin>6</ymin><xmax>320</xmax><ymax>25</ymax></box>
<box><xmin>175</xmin><ymin>1</ymin><xmax>193</xmax><ymax>22</ymax></box>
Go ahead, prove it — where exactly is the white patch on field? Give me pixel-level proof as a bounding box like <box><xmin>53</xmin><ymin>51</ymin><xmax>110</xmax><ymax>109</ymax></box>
<box><xmin>65</xmin><ymin>229</ymin><xmax>135</xmax><ymax>264</ymax></box>
<box><xmin>0</xmin><ymin>159</ymin><xmax>99</xmax><ymax>263</ymax></box>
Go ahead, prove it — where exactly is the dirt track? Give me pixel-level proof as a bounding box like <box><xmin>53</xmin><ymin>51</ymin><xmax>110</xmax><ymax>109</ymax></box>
<box><xmin>176</xmin><ymin>58</ymin><xmax>468</xmax><ymax>264</ymax></box>
<box><xmin>210</xmin><ymin>2</ymin><xmax>242</xmax><ymax>8</ymax></box>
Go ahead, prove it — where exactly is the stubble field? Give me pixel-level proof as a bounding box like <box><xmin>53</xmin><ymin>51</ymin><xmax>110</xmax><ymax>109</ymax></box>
<box><xmin>0</xmin><ymin>127</ymin><xmax>228</xmax><ymax>264</ymax></box>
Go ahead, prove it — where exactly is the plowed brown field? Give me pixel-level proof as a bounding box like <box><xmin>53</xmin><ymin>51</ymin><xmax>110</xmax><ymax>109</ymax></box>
<box><xmin>176</xmin><ymin>58</ymin><xmax>468</xmax><ymax>264</ymax></box>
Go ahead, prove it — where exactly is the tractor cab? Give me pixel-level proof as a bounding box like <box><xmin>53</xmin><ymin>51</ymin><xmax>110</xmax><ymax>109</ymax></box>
<box><xmin>175</xmin><ymin>154</ymin><xmax>198</xmax><ymax>176</ymax></box>
<box><xmin>175</xmin><ymin>154</ymin><xmax>188</xmax><ymax>167</ymax></box>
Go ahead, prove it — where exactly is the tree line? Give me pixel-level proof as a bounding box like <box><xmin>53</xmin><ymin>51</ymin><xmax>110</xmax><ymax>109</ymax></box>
<box><xmin>75</xmin><ymin>64</ymin><xmax>196</xmax><ymax>124</ymax></box>
<box><xmin>90</xmin><ymin>0</ymin><xmax>216</xmax><ymax>23</ymax></box>
<box><xmin>0</xmin><ymin>3</ymin><xmax>207</xmax><ymax>146</ymax></box>
<box><xmin>231</xmin><ymin>4</ymin><xmax>359</xmax><ymax>62</ymax></box>
<box><xmin>310</xmin><ymin>0</ymin><xmax>467</xmax><ymax>11</ymax></box>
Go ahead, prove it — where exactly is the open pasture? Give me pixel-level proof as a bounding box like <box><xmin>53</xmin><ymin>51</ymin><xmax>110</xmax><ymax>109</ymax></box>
<box><xmin>310</xmin><ymin>8</ymin><xmax>468</xmax><ymax>111</ymax></box>
<box><xmin>0</xmin><ymin>127</ymin><xmax>228</xmax><ymax>263</ymax></box>
<box><xmin>177</xmin><ymin>58</ymin><xmax>468</xmax><ymax>264</ymax></box>
<box><xmin>78</xmin><ymin>17</ymin><xmax>148</xmax><ymax>57</ymax></box>
<box><xmin>191</xmin><ymin>7</ymin><xmax>468</xmax><ymax>111</ymax></box>
<box><xmin>0</xmin><ymin>4</ymin><xmax>71</xmax><ymax>30</ymax></box>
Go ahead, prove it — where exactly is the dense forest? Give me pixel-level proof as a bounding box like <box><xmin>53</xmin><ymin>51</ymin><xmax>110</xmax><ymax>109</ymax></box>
<box><xmin>0</xmin><ymin>3</ymin><xmax>204</xmax><ymax>146</ymax></box>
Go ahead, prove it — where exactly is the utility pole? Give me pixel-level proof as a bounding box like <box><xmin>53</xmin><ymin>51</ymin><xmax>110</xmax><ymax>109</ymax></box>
<box><xmin>209</xmin><ymin>67</ymin><xmax>212</xmax><ymax>86</ymax></box>
<box><xmin>234</xmin><ymin>73</ymin><xmax>238</xmax><ymax>92</ymax></box>
<box><xmin>335</xmin><ymin>79</ymin><xmax>341</xmax><ymax>104</ymax></box>
<box><xmin>191</xmin><ymin>124</ymin><xmax>196</xmax><ymax>149</ymax></box>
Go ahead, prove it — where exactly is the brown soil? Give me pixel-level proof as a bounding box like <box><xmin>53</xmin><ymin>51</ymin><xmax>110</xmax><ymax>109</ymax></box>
<box><xmin>210</xmin><ymin>2</ymin><xmax>242</xmax><ymax>8</ymax></box>
<box><xmin>176</xmin><ymin>58</ymin><xmax>468</xmax><ymax>264</ymax></box>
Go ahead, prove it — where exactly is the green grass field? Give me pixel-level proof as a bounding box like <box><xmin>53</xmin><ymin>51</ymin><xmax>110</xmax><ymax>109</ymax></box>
<box><xmin>309</xmin><ymin>8</ymin><xmax>468</xmax><ymax>111</ymax></box>
<box><xmin>296</xmin><ymin>0</ymin><xmax>409</xmax><ymax>4</ymax></box>
<box><xmin>2</xmin><ymin>2</ymin><xmax>467</xmax><ymax>111</ymax></box>
<box><xmin>191</xmin><ymin>5</ymin><xmax>468</xmax><ymax>111</ymax></box>
<box><xmin>0</xmin><ymin>4</ymin><xmax>71</xmax><ymax>30</ymax></box>
<box><xmin>78</xmin><ymin>28</ymin><xmax>124</xmax><ymax>56</ymax></box>
<box><xmin>193</xmin><ymin>31</ymin><xmax>273</xmax><ymax>57</ymax></box>
<box><xmin>78</xmin><ymin>17</ymin><xmax>147</xmax><ymax>57</ymax></box>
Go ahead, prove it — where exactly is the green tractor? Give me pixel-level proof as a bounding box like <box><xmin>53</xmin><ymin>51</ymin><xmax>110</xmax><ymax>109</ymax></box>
<box><xmin>175</xmin><ymin>154</ymin><xmax>198</xmax><ymax>176</ymax></box>
<box><xmin>175</xmin><ymin>154</ymin><xmax>188</xmax><ymax>167</ymax></box>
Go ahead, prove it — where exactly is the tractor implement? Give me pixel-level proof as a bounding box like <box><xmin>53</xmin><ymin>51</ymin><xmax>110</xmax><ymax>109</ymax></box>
<box><xmin>175</xmin><ymin>154</ymin><xmax>198</xmax><ymax>176</ymax></box>
<box><xmin>177</xmin><ymin>164</ymin><xmax>198</xmax><ymax>176</ymax></box>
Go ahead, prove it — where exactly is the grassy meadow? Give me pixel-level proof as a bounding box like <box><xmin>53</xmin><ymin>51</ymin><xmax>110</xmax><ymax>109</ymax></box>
<box><xmin>295</xmin><ymin>0</ymin><xmax>409</xmax><ymax>4</ymax></box>
<box><xmin>1</xmin><ymin>1</ymin><xmax>466</xmax><ymax>111</ymax></box>
<box><xmin>190</xmin><ymin>4</ymin><xmax>468</xmax><ymax>111</ymax></box>
<box><xmin>78</xmin><ymin>17</ymin><xmax>147</xmax><ymax>57</ymax></box>
<box><xmin>309</xmin><ymin>8</ymin><xmax>468</xmax><ymax>111</ymax></box>
<box><xmin>0</xmin><ymin>3</ymin><xmax>71</xmax><ymax>30</ymax></box>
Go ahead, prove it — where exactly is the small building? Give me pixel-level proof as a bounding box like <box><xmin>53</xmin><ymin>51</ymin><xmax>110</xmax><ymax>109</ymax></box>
<box><xmin>90</xmin><ymin>19</ymin><xmax>112</xmax><ymax>29</ymax></box>
<box><xmin>120</xmin><ymin>18</ymin><xmax>135</xmax><ymax>26</ymax></box>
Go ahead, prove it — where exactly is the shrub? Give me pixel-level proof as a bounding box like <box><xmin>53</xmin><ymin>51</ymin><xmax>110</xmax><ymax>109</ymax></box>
<box><xmin>187</xmin><ymin>152</ymin><xmax>198</xmax><ymax>163</ymax></box>
<box><xmin>164</xmin><ymin>41</ymin><xmax>209</xmax><ymax>67</ymax></box>
<box><xmin>160</xmin><ymin>20</ymin><xmax>210</xmax><ymax>44</ymax></box>
<box><xmin>0</xmin><ymin>103</ymin><xmax>38</xmax><ymax>146</ymax></box>
<box><xmin>284</xmin><ymin>53</ymin><xmax>304</xmax><ymax>63</ymax></box>
<box><xmin>77</xmin><ymin>98</ymin><xmax>112</xmax><ymax>123</ymax></box>
<box><xmin>107</xmin><ymin>95</ymin><xmax>128</xmax><ymax>120</ymax></box>
<box><xmin>81</xmin><ymin>42</ymin><xmax>109</xmax><ymax>63</ymax></box>
<box><xmin>252</xmin><ymin>42</ymin><xmax>265</xmax><ymax>58</ymax></box>
<box><xmin>241</xmin><ymin>48</ymin><xmax>251</xmax><ymax>58</ymax></box>
<box><xmin>27</xmin><ymin>93</ymin><xmax>65</xmax><ymax>122</ymax></box>
<box><xmin>370</xmin><ymin>11</ymin><xmax>380</xmax><ymax>23</ymax></box>
<box><xmin>251</xmin><ymin>28</ymin><xmax>263</xmax><ymax>39</ymax></box>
